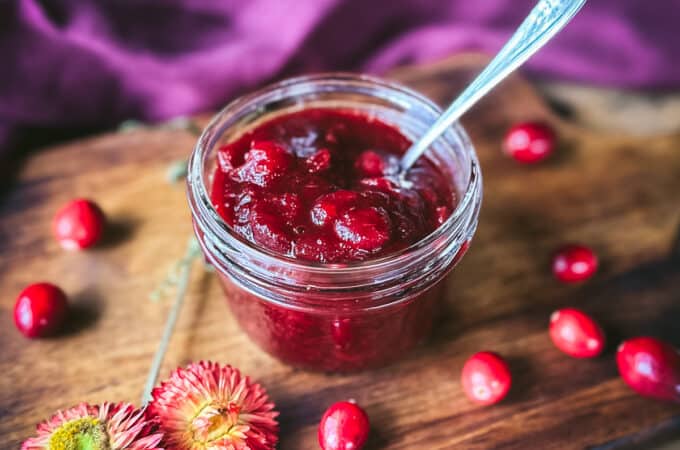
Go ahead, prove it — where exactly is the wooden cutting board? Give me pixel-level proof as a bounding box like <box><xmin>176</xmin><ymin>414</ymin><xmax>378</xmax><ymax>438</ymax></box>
<box><xmin>1</xmin><ymin>54</ymin><xmax>679</xmax><ymax>449</ymax></box>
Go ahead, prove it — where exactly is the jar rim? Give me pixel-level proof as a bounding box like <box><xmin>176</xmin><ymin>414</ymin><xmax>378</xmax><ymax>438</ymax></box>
<box><xmin>187</xmin><ymin>72</ymin><xmax>481</xmax><ymax>275</ymax></box>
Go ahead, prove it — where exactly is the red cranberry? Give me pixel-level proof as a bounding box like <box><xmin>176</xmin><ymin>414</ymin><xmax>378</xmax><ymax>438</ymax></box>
<box><xmin>334</xmin><ymin>207</ymin><xmax>391</xmax><ymax>252</ymax></box>
<box><xmin>358</xmin><ymin>176</ymin><xmax>400</xmax><ymax>194</ymax></box>
<box><xmin>503</xmin><ymin>122</ymin><xmax>556</xmax><ymax>164</ymax></box>
<box><xmin>246</xmin><ymin>202</ymin><xmax>293</xmax><ymax>254</ymax></box>
<box><xmin>53</xmin><ymin>198</ymin><xmax>106</xmax><ymax>250</ymax></box>
<box><xmin>217</xmin><ymin>142</ymin><xmax>246</xmax><ymax>171</ymax></box>
<box><xmin>616</xmin><ymin>337</ymin><xmax>680</xmax><ymax>403</ymax></box>
<box><xmin>310</xmin><ymin>190</ymin><xmax>359</xmax><ymax>227</ymax></box>
<box><xmin>238</xmin><ymin>140</ymin><xmax>293</xmax><ymax>186</ymax></box>
<box><xmin>269</xmin><ymin>193</ymin><xmax>302</xmax><ymax>224</ymax></box>
<box><xmin>461</xmin><ymin>351</ymin><xmax>512</xmax><ymax>405</ymax></box>
<box><xmin>306</xmin><ymin>148</ymin><xmax>332</xmax><ymax>173</ymax></box>
<box><xmin>552</xmin><ymin>244</ymin><xmax>598</xmax><ymax>283</ymax></box>
<box><xmin>318</xmin><ymin>400</ymin><xmax>370</xmax><ymax>450</ymax></box>
<box><xmin>355</xmin><ymin>150</ymin><xmax>386</xmax><ymax>177</ymax></box>
<box><xmin>14</xmin><ymin>282</ymin><xmax>68</xmax><ymax>338</ymax></box>
<box><xmin>549</xmin><ymin>308</ymin><xmax>605</xmax><ymax>358</ymax></box>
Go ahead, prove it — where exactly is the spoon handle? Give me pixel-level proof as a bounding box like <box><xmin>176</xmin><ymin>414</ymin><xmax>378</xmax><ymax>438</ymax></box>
<box><xmin>400</xmin><ymin>0</ymin><xmax>586</xmax><ymax>171</ymax></box>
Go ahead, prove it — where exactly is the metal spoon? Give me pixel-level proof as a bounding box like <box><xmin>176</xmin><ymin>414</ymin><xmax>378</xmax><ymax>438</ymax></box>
<box><xmin>399</xmin><ymin>0</ymin><xmax>586</xmax><ymax>171</ymax></box>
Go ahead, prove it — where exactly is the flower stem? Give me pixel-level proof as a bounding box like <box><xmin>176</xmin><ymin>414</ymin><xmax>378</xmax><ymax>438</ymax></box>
<box><xmin>142</xmin><ymin>238</ymin><xmax>200</xmax><ymax>405</ymax></box>
<box><xmin>141</xmin><ymin>122</ymin><xmax>202</xmax><ymax>405</ymax></box>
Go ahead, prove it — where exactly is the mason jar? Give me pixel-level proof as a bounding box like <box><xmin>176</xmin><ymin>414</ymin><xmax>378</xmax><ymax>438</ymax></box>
<box><xmin>187</xmin><ymin>73</ymin><xmax>482</xmax><ymax>371</ymax></box>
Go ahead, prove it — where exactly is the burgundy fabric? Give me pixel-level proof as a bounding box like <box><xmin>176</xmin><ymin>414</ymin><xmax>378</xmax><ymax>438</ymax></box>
<box><xmin>2</xmin><ymin>0</ymin><xmax>679</xmax><ymax>154</ymax></box>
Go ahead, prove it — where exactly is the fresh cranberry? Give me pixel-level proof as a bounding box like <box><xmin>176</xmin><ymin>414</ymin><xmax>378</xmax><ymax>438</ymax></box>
<box><xmin>334</xmin><ymin>207</ymin><xmax>391</xmax><ymax>252</ymax></box>
<box><xmin>549</xmin><ymin>308</ymin><xmax>605</xmax><ymax>358</ymax></box>
<box><xmin>306</xmin><ymin>148</ymin><xmax>332</xmax><ymax>173</ymax></box>
<box><xmin>53</xmin><ymin>198</ymin><xmax>106</xmax><ymax>250</ymax></box>
<box><xmin>616</xmin><ymin>337</ymin><xmax>680</xmax><ymax>403</ymax></box>
<box><xmin>461</xmin><ymin>351</ymin><xmax>512</xmax><ymax>405</ymax></box>
<box><xmin>14</xmin><ymin>282</ymin><xmax>68</xmax><ymax>338</ymax></box>
<box><xmin>552</xmin><ymin>244</ymin><xmax>598</xmax><ymax>283</ymax></box>
<box><xmin>503</xmin><ymin>122</ymin><xmax>556</xmax><ymax>164</ymax></box>
<box><xmin>310</xmin><ymin>190</ymin><xmax>360</xmax><ymax>227</ymax></box>
<box><xmin>238</xmin><ymin>140</ymin><xmax>293</xmax><ymax>187</ymax></box>
<box><xmin>318</xmin><ymin>400</ymin><xmax>370</xmax><ymax>450</ymax></box>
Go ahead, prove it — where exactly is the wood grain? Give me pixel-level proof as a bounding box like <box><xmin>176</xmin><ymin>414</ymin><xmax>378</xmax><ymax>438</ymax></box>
<box><xmin>1</xmin><ymin>54</ymin><xmax>679</xmax><ymax>449</ymax></box>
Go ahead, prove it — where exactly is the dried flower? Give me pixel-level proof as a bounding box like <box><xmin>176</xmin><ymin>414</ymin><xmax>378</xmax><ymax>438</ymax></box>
<box><xmin>22</xmin><ymin>402</ymin><xmax>163</xmax><ymax>450</ymax></box>
<box><xmin>149</xmin><ymin>361</ymin><xmax>279</xmax><ymax>449</ymax></box>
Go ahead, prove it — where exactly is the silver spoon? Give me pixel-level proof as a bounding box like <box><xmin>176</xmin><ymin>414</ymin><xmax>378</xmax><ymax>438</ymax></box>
<box><xmin>400</xmin><ymin>0</ymin><xmax>587</xmax><ymax>171</ymax></box>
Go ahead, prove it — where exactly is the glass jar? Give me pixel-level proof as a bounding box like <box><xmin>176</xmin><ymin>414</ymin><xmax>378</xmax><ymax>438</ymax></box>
<box><xmin>187</xmin><ymin>73</ymin><xmax>482</xmax><ymax>371</ymax></box>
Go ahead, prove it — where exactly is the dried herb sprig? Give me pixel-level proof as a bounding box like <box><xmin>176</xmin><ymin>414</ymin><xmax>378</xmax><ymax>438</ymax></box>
<box><xmin>142</xmin><ymin>236</ymin><xmax>201</xmax><ymax>405</ymax></box>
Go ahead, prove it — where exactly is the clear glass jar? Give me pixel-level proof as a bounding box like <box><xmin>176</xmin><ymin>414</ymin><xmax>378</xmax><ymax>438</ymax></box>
<box><xmin>187</xmin><ymin>73</ymin><xmax>482</xmax><ymax>371</ymax></box>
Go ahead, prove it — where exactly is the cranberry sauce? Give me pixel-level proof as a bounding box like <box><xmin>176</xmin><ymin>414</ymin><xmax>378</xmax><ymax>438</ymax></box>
<box><xmin>210</xmin><ymin>108</ymin><xmax>455</xmax><ymax>263</ymax></box>
<box><xmin>205</xmin><ymin>107</ymin><xmax>463</xmax><ymax>371</ymax></box>
<box><xmin>219</xmin><ymin>274</ymin><xmax>443</xmax><ymax>371</ymax></box>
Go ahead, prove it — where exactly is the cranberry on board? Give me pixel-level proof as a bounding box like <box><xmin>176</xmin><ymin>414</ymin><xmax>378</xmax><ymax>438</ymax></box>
<box><xmin>502</xmin><ymin>121</ymin><xmax>556</xmax><ymax>164</ymax></box>
<box><xmin>14</xmin><ymin>282</ymin><xmax>68</xmax><ymax>338</ymax></box>
<box><xmin>318</xmin><ymin>400</ymin><xmax>370</xmax><ymax>450</ymax></box>
<box><xmin>616</xmin><ymin>337</ymin><xmax>680</xmax><ymax>403</ymax></box>
<box><xmin>53</xmin><ymin>198</ymin><xmax>106</xmax><ymax>250</ymax></box>
<box><xmin>552</xmin><ymin>244</ymin><xmax>598</xmax><ymax>283</ymax></box>
<box><xmin>461</xmin><ymin>351</ymin><xmax>512</xmax><ymax>405</ymax></box>
<box><xmin>549</xmin><ymin>308</ymin><xmax>605</xmax><ymax>358</ymax></box>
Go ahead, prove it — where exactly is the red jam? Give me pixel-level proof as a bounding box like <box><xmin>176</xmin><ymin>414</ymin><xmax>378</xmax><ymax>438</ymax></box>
<box><xmin>210</xmin><ymin>109</ymin><xmax>454</xmax><ymax>263</ymax></box>
<box><xmin>209</xmin><ymin>108</ymin><xmax>458</xmax><ymax>370</ymax></box>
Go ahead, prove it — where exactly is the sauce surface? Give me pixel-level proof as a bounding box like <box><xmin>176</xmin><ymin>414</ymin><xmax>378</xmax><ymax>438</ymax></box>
<box><xmin>210</xmin><ymin>108</ymin><xmax>455</xmax><ymax>263</ymax></box>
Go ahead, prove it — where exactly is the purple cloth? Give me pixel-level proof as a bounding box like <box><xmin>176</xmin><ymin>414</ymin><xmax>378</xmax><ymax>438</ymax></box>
<box><xmin>2</xmin><ymin>0</ymin><xmax>680</xmax><ymax>154</ymax></box>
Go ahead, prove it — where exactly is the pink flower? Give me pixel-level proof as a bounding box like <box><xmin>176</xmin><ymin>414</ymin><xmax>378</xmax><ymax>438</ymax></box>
<box><xmin>149</xmin><ymin>361</ymin><xmax>279</xmax><ymax>450</ymax></box>
<box><xmin>22</xmin><ymin>402</ymin><xmax>164</xmax><ymax>450</ymax></box>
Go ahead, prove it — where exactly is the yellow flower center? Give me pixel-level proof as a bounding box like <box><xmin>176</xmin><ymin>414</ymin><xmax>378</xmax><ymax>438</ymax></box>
<box><xmin>48</xmin><ymin>417</ymin><xmax>109</xmax><ymax>450</ymax></box>
<box><xmin>189</xmin><ymin>402</ymin><xmax>243</xmax><ymax>445</ymax></box>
